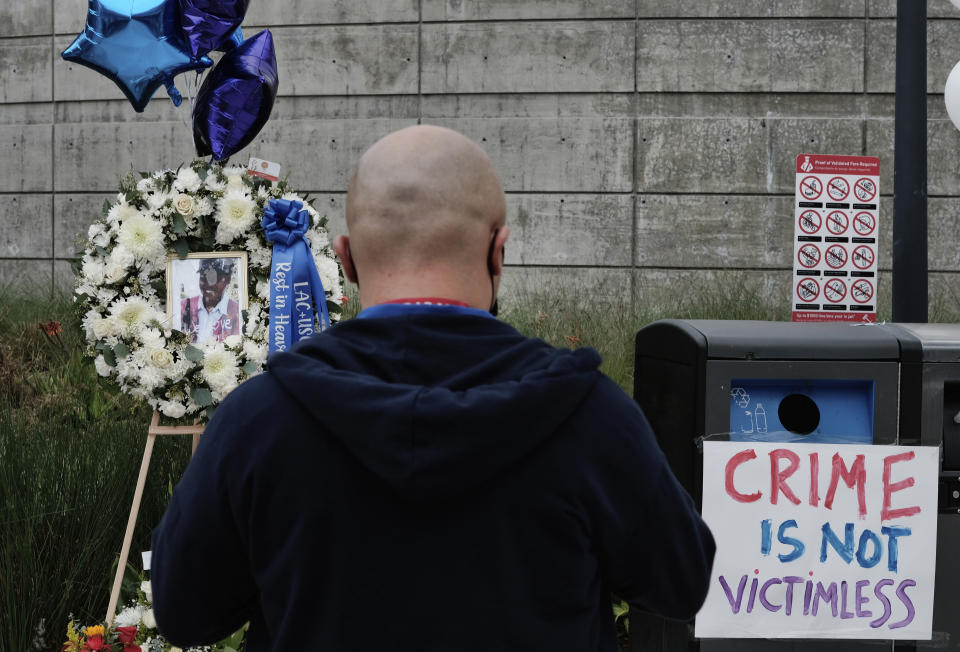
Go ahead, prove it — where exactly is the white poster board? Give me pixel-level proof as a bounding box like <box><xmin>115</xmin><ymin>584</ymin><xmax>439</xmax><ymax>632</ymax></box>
<box><xmin>696</xmin><ymin>441</ymin><xmax>938</xmax><ymax>640</ymax></box>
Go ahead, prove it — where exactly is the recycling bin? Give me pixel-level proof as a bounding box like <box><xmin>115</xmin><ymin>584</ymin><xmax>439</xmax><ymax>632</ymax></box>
<box><xmin>884</xmin><ymin>324</ymin><xmax>960</xmax><ymax>651</ymax></box>
<box><xmin>629</xmin><ymin>319</ymin><xmax>903</xmax><ymax>652</ymax></box>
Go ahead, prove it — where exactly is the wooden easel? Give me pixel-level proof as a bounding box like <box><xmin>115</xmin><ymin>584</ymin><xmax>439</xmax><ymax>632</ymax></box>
<box><xmin>105</xmin><ymin>412</ymin><xmax>204</xmax><ymax>624</ymax></box>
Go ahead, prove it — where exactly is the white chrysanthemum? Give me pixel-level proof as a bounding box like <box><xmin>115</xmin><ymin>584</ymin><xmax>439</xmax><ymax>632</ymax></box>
<box><xmin>107</xmin><ymin>202</ymin><xmax>141</xmax><ymax>228</ymax></box>
<box><xmin>223</xmin><ymin>165</ymin><xmax>246</xmax><ymax>178</ymax></box>
<box><xmin>109</xmin><ymin>296</ymin><xmax>157</xmax><ymax>337</ymax></box>
<box><xmin>243</xmin><ymin>338</ymin><xmax>267</xmax><ymax>365</ymax></box>
<box><xmin>315</xmin><ymin>255</ymin><xmax>341</xmax><ymax>296</ymax></box>
<box><xmin>118</xmin><ymin>213</ymin><xmax>166</xmax><ymax>260</ymax></box>
<box><xmin>146</xmin><ymin>191</ymin><xmax>171</xmax><ymax>213</ymax></box>
<box><xmin>256</xmin><ymin>185</ymin><xmax>270</xmax><ymax>199</ymax></box>
<box><xmin>255</xmin><ymin>279</ymin><xmax>270</xmax><ymax>300</ymax></box>
<box><xmin>81</xmin><ymin>256</ymin><xmax>106</xmax><ymax>285</ymax></box>
<box><xmin>215</xmin><ymin>190</ymin><xmax>256</xmax><ymax>244</ymax></box>
<box><xmin>174</xmin><ymin>168</ymin><xmax>202</xmax><ymax>193</ymax></box>
<box><xmin>114</xmin><ymin>604</ymin><xmax>144</xmax><ymax>628</ymax></box>
<box><xmin>136</xmin><ymin>177</ymin><xmax>155</xmax><ymax>193</ymax></box>
<box><xmin>159</xmin><ymin>399</ymin><xmax>187</xmax><ymax>419</ymax></box>
<box><xmin>245</xmin><ymin>236</ymin><xmax>272</xmax><ymax>269</ymax></box>
<box><xmin>205</xmin><ymin>175</ymin><xmax>226</xmax><ymax>192</ymax></box>
<box><xmin>305</xmin><ymin>227</ymin><xmax>330</xmax><ymax>252</ymax></box>
<box><xmin>194</xmin><ymin>197</ymin><xmax>214</xmax><ymax>217</ymax></box>
<box><xmin>201</xmin><ymin>344</ymin><xmax>239</xmax><ymax>394</ymax></box>
<box><xmin>87</xmin><ymin>222</ymin><xmax>110</xmax><ymax>248</ymax></box>
<box><xmin>94</xmin><ymin>354</ymin><xmax>112</xmax><ymax>377</ymax></box>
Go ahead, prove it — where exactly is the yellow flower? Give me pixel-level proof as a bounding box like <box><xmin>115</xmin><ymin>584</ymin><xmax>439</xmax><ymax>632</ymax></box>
<box><xmin>82</xmin><ymin>625</ymin><xmax>105</xmax><ymax>637</ymax></box>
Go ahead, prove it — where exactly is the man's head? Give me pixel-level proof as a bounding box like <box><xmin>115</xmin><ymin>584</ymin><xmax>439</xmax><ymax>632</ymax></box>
<box><xmin>198</xmin><ymin>258</ymin><xmax>234</xmax><ymax>310</ymax></box>
<box><xmin>333</xmin><ymin>125</ymin><xmax>509</xmax><ymax>310</ymax></box>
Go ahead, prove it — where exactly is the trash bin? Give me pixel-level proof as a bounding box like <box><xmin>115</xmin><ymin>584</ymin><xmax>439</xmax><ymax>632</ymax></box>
<box><xmin>629</xmin><ymin>319</ymin><xmax>903</xmax><ymax>652</ymax></box>
<box><xmin>884</xmin><ymin>324</ymin><xmax>960</xmax><ymax>651</ymax></box>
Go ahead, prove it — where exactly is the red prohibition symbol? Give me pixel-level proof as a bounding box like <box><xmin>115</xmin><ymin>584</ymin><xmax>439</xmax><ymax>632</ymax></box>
<box><xmin>852</xmin><ymin>245</ymin><xmax>875</xmax><ymax>270</ymax></box>
<box><xmin>825</xmin><ymin>210</ymin><xmax>849</xmax><ymax>235</ymax></box>
<box><xmin>824</xmin><ymin>278</ymin><xmax>847</xmax><ymax>303</ymax></box>
<box><xmin>799</xmin><ymin>175</ymin><xmax>823</xmax><ymax>200</ymax></box>
<box><xmin>826</xmin><ymin>176</ymin><xmax>850</xmax><ymax>201</ymax></box>
<box><xmin>799</xmin><ymin>210</ymin><xmax>822</xmax><ymax>234</ymax></box>
<box><xmin>825</xmin><ymin>244</ymin><xmax>848</xmax><ymax>269</ymax></box>
<box><xmin>851</xmin><ymin>279</ymin><xmax>874</xmax><ymax>303</ymax></box>
<box><xmin>796</xmin><ymin>278</ymin><xmax>820</xmax><ymax>302</ymax></box>
<box><xmin>798</xmin><ymin>243</ymin><xmax>821</xmax><ymax>268</ymax></box>
<box><xmin>853</xmin><ymin>211</ymin><xmax>876</xmax><ymax>236</ymax></box>
<box><xmin>853</xmin><ymin>177</ymin><xmax>877</xmax><ymax>202</ymax></box>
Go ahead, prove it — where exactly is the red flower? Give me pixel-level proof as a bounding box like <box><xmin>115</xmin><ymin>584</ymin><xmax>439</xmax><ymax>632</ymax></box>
<box><xmin>115</xmin><ymin>627</ymin><xmax>137</xmax><ymax>645</ymax></box>
<box><xmin>82</xmin><ymin>634</ymin><xmax>110</xmax><ymax>651</ymax></box>
<box><xmin>123</xmin><ymin>646</ymin><xmax>141</xmax><ymax>652</ymax></box>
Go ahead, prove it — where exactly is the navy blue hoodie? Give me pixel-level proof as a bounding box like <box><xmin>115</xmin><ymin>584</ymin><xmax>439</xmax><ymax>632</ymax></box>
<box><xmin>151</xmin><ymin>309</ymin><xmax>715</xmax><ymax>651</ymax></box>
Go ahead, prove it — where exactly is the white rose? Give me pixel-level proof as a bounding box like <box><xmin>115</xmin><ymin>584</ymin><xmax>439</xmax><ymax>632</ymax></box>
<box><xmin>140</xmin><ymin>580</ymin><xmax>153</xmax><ymax>602</ymax></box>
<box><xmin>94</xmin><ymin>354</ymin><xmax>112</xmax><ymax>377</ymax></box>
<box><xmin>174</xmin><ymin>193</ymin><xmax>195</xmax><ymax>216</ymax></box>
<box><xmin>91</xmin><ymin>315</ymin><xmax>116</xmax><ymax>339</ymax></box>
<box><xmin>149</xmin><ymin>348</ymin><xmax>173</xmax><ymax>369</ymax></box>
<box><xmin>141</xmin><ymin>607</ymin><xmax>157</xmax><ymax>629</ymax></box>
<box><xmin>159</xmin><ymin>399</ymin><xmax>187</xmax><ymax>419</ymax></box>
<box><xmin>223</xmin><ymin>334</ymin><xmax>242</xmax><ymax>348</ymax></box>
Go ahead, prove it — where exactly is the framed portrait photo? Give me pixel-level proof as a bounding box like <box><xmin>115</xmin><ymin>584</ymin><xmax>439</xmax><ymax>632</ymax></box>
<box><xmin>166</xmin><ymin>251</ymin><xmax>249</xmax><ymax>344</ymax></box>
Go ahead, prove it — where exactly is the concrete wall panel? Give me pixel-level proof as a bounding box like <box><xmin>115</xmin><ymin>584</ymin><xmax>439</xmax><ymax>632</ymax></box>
<box><xmin>501</xmin><ymin>266</ymin><xmax>632</xmax><ymax>302</ymax></box>
<box><xmin>508</xmin><ymin>194</ymin><xmax>633</xmax><ymax>266</ymax></box>
<box><xmin>1</xmin><ymin>38</ymin><xmax>51</xmax><ymax>103</ymax></box>
<box><xmin>0</xmin><ymin>195</ymin><xmax>52</xmax><ymax>258</ymax></box>
<box><xmin>1</xmin><ymin>125</ymin><xmax>52</xmax><ymax>192</ymax></box>
<box><xmin>421</xmin><ymin>22</ymin><xmax>634</xmax><ymax>94</ymax></box>
<box><xmin>1</xmin><ymin>3</ymin><xmax>52</xmax><ymax>38</ymax></box>
<box><xmin>54</xmin><ymin>193</ymin><xmax>112</xmax><ymax>258</ymax></box>
<box><xmin>866</xmin><ymin>19</ymin><xmax>960</xmax><ymax>94</ymax></box>
<box><xmin>638</xmin><ymin>1</ymin><xmax>867</xmax><ymax>18</ymax></box>
<box><xmin>426</xmin><ymin>117</ymin><xmax>633</xmax><ymax>192</ymax></box>
<box><xmin>638</xmin><ymin>20</ymin><xmax>864</xmax><ymax>93</ymax></box>
<box><xmin>638</xmin><ymin>117</ymin><xmax>864</xmax><ymax>194</ymax></box>
<box><xmin>0</xmin><ymin>259</ymin><xmax>51</xmax><ymax>290</ymax></box>
<box><xmin>422</xmin><ymin>1</ymin><xmax>635</xmax><ymax>21</ymax></box>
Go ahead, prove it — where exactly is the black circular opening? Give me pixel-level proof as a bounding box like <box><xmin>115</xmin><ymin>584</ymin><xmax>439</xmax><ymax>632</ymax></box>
<box><xmin>778</xmin><ymin>394</ymin><xmax>820</xmax><ymax>435</ymax></box>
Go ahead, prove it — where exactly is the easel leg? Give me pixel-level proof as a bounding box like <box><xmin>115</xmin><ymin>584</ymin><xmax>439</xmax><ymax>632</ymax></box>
<box><xmin>105</xmin><ymin>421</ymin><xmax>157</xmax><ymax>624</ymax></box>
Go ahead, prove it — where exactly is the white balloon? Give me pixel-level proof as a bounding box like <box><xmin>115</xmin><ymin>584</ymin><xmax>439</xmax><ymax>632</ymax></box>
<box><xmin>945</xmin><ymin>60</ymin><xmax>960</xmax><ymax>131</ymax></box>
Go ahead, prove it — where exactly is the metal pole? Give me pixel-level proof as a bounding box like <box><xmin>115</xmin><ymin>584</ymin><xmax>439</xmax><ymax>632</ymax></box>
<box><xmin>892</xmin><ymin>0</ymin><xmax>928</xmax><ymax>323</ymax></box>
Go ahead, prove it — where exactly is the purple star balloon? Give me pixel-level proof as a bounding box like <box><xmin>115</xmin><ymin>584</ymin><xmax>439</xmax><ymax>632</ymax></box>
<box><xmin>192</xmin><ymin>30</ymin><xmax>278</xmax><ymax>161</ymax></box>
<box><xmin>180</xmin><ymin>0</ymin><xmax>251</xmax><ymax>58</ymax></box>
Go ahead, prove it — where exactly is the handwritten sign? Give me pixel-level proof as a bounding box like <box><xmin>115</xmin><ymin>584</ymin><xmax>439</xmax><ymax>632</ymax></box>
<box><xmin>696</xmin><ymin>441</ymin><xmax>938</xmax><ymax>640</ymax></box>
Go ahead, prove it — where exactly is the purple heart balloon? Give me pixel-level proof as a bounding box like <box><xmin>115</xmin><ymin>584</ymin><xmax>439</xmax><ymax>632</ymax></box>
<box><xmin>180</xmin><ymin>0</ymin><xmax>250</xmax><ymax>58</ymax></box>
<box><xmin>192</xmin><ymin>30</ymin><xmax>278</xmax><ymax>161</ymax></box>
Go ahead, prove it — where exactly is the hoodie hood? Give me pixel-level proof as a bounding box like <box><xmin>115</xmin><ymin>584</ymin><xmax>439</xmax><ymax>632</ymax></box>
<box><xmin>267</xmin><ymin>312</ymin><xmax>602</xmax><ymax>500</ymax></box>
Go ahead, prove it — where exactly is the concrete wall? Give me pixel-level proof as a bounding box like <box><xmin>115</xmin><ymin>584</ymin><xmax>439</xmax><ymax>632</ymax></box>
<box><xmin>3</xmin><ymin>0</ymin><xmax>960</xmax><ymax>312</ymax></box>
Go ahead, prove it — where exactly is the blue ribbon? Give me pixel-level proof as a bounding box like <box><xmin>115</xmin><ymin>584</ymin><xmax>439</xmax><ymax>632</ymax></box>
<box><xmin>261</xmin><ymin>199</ymin><xmax>331</xmax><ymax>355</ymax></box>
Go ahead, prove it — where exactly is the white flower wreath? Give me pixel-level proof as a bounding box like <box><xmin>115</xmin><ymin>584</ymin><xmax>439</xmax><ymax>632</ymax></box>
<box><xmin>74</xmin><ymin>160</ymin><xmax>343</xmax><ymax>422</ymax></box>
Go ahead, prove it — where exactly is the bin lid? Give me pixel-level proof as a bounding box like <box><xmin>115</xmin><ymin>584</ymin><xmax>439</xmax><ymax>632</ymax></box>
<box><xmin>886</xmin><ymin>323</ymin><xmax>960</xmax><ymax>363</ymax></box>
<box><xmin>668</xmin><ymin>320</ymin><xmax>902</xmax><ymax>361</ymax></box>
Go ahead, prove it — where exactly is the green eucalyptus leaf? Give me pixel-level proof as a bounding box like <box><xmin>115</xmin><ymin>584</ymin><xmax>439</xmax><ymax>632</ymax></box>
<box><xmin>113</xmin><ymin>342</ymin><xmax>130</xmax><ymax>359</ymax></box>
<box><xmin>102</xmin><ymin>200</ymin><xmax>111</xmax><ymax>216</ymax></box>
<box><xmin>192</xmin><ymin>387</ymin><xmax>213</xmax><ymax>407</ymax></box>
<box><xmin>102</xmin><ymin>347</ymin><xmax>116</xmax><ymax>367</ymax></box>
<box><xmin>172</xmin><ymin>213</ymin><xmax>188</xmax><ymax>235</ymax></box>
<box><xmin>172</xmin><ymin>239</ymin><xmax>189</xmax><ymax>259</ymax></box>
<box><xmin>184</xmin><ymin>345</ymin><xmax>204</xmax><ymax>362</ymax></box>
<box><xmin>242</xmin><ymin>360</ymin><xmax>259</xmax><ymax>375</ymax></box>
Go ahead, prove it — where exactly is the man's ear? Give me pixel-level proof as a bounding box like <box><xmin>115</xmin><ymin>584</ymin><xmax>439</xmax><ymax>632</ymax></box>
<box><xmin>332</xmin><ymin>235</ymin><xmax>358</xmax><ymax>284</ymax></box>
<box><xmin>490</xmin><ymin>226</ymin><xmax>510</xmax><ymax>278</ymax></box>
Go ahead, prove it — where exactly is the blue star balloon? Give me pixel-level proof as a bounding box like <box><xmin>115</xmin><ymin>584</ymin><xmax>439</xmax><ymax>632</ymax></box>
<box><xmin>62</xmin><ymin>0</ymin><xmax>212</xmax><ymax>112</ymax></box>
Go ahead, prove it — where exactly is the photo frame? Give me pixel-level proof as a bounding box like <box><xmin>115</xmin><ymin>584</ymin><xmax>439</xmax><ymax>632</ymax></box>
<box><xmin>166</xmin><ymin>251</ymin><xmax>249</xmax><ymax>344</ymax></box>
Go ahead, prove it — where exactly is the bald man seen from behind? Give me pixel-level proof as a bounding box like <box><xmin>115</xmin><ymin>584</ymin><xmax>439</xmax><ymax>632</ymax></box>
<box><xmin>151</xmin><ymin>125</ymin><xmax>715</xmax><ymax>651</ymax></box>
